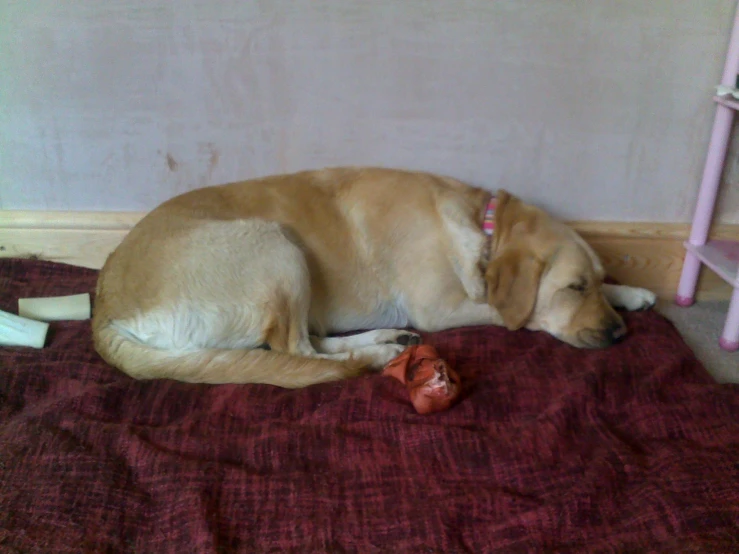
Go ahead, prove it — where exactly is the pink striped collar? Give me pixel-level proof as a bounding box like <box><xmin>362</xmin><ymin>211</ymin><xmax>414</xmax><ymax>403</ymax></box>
<box><xmin>482</xmin><ymin>196</ymin><xmax>497</xmax><ymax>236</ymax></box>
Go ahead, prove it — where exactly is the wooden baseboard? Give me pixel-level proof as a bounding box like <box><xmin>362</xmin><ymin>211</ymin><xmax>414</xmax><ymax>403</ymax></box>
<box><xmin>0</xmin><ymin>211</ymin><xmax>142</xmax><ymax>271</ymax></box>
<box><xmin>1</xmin><ymin>211</ymin><xmax>737</xmax><ymax>301</ymax></box>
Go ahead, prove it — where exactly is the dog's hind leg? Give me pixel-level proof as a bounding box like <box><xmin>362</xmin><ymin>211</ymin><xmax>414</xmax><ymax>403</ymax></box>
<box><xmin>310</xmin><ymin>329</ymin><xmax>422</xmax><ymax>354</ymax></box>
<box><xmin>263</xmin><ymin>321</ymin><xmax>408</xmax><ymax>371</ymax></box>
<box><xmin>244</xmin><ymin>229</ymin><xmax>410</xmax><ymax>371</ymax></box>
<box><xmin>263</xmin><ymin>299</ymin><xmax>409</xmax><ymax>369</ymax></box>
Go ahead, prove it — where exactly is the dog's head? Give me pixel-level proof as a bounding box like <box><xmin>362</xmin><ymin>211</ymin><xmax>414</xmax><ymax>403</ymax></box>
<box><xmin>484</xmin><ymin>190</ymin><xmax>626</xmax><ymax>348</ymax></box>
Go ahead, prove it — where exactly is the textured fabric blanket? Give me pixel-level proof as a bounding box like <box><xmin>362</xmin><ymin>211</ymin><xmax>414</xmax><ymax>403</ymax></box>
<box><xmin>1</xmin><ymin>259</ymin><xmax>738</xmax><ymax>553</ymax></box>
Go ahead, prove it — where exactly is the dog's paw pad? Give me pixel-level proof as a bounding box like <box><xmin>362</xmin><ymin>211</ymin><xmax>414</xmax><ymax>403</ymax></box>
<box><xmin>393</xmin><ymin>333</ymin><xmax>422</xmax><ymax>346</ymax></box>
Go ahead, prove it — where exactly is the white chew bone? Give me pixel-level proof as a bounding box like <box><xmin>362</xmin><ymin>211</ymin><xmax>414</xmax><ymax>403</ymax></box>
<box><xmin>18</xmin><ymin>293</ymin><xmax>91</xmax><ymax>321</ymax></box>
<box><xmin>0</xmin><ymin>309</ymin><xmax>50</xmax><ymax>349</ymax></box>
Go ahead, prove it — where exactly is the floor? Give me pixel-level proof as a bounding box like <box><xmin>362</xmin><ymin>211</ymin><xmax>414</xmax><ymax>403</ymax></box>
<box><xmin>657</xmin><ymin>299</ymin><xmax>738</xmax><ymax>383</ymax></box>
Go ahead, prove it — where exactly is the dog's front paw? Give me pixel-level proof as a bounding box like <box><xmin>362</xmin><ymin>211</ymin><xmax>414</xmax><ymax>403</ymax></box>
<box><xmin>625</xmin><ymin>287</ymin><xmax>657</xmax><ymax>311</ymax></box>
<box><xmin>606</xmin><ymin>285</ymin><xmax>657</xmax><ymax>311</ymax></box>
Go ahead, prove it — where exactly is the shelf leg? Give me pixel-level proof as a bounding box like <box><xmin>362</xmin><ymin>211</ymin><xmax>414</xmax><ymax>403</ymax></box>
<box><xmin>677</xmin><ymin>104</ymin><xmax>736</xmax><ymax>307</ymax></box>
<box><xmin>675</xmin><ymin>251</ymin><xmax>701</xmax><ymax>306</ymax></box>
<box><xmin>686</xmin><ymin>106</ymin><xmax>736</xmax><ymax>247</ymax></box>
<box><xmin>719</xmin><ymin>287</ymin><xmax>739</xmax><ymax>351</ymax></box>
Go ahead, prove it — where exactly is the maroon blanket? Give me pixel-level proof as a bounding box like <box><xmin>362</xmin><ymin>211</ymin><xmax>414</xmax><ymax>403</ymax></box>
<box><xmin>1</xmin><ymin>259</ymin><xmax>738</xmax><ymax>553</ymax></box>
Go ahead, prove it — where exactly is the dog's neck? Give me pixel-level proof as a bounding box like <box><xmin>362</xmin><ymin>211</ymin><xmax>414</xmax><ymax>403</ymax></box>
<box><xmin>482</xmin><ymin>196</ymin><xmax>497</xmax><ymax>237</ymax></box>
<box><xmin>480</xmin><ymin>195</ymin><xmax>497</xmax><ymax>267</ymax></box>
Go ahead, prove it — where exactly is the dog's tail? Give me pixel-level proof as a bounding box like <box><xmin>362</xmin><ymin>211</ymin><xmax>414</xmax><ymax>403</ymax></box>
<box><xmin>92</xmin><ymin>321</ymin><xmax>364</xmax><ymax>388</ymax></box>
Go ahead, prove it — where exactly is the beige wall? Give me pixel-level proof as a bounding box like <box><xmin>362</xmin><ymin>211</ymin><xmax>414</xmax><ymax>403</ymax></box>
<box><xmin>1</xmin><ymin>0</ymin><xmax>738</xmax><ymax>222</ymax></box>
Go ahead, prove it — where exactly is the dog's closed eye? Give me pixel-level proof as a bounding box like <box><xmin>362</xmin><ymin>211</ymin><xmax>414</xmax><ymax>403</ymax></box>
<box><xmin>568</xmin><ymin>282</ymin><xmax>586</xmax><ymax>293</ymax></box>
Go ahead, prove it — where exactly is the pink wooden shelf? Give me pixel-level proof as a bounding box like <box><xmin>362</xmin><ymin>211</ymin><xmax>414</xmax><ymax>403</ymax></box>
<box><xmin>714</xmin><ymin>95</ymin><xmax>739</xmax><ymax>110</ymax></box>
<box><xmin>684</xmin><ymin>240</ymin><xmax>739</xmax><ymax>286</ymax></box>
<box><xmin>677</xmin><ymin>2</ymin><xmax>739</xmax><ymax>352</ymax></box>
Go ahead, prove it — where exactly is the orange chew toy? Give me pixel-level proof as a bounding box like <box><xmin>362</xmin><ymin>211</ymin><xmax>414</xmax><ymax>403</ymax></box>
<box><xmin>382</xmin><ymin>344</ymin><xmax>461</xmax><ymax>414</ymax></box>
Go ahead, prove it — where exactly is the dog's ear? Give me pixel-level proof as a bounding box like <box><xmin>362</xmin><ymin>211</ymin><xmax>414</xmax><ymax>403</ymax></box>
<box><xmin>485</xmin><ymin>248</ymin><xmax>544</xmax><ymax>330</ymax></box>
<box><xmin>494</xmin><ymin>189</ymin><xmax>538</xmax><ymax>246</ymax></box>
<box><xmin>486</xmin><ymin>189</ymin><xmax>545</xmax><ymax>329</ymax></box>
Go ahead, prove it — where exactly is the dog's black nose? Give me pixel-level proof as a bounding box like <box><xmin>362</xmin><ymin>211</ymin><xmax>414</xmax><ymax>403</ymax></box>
<box><xmin>607</xmin><ymin>321</ymin><xmax>628</xmax><ymax>344</ymax></box>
